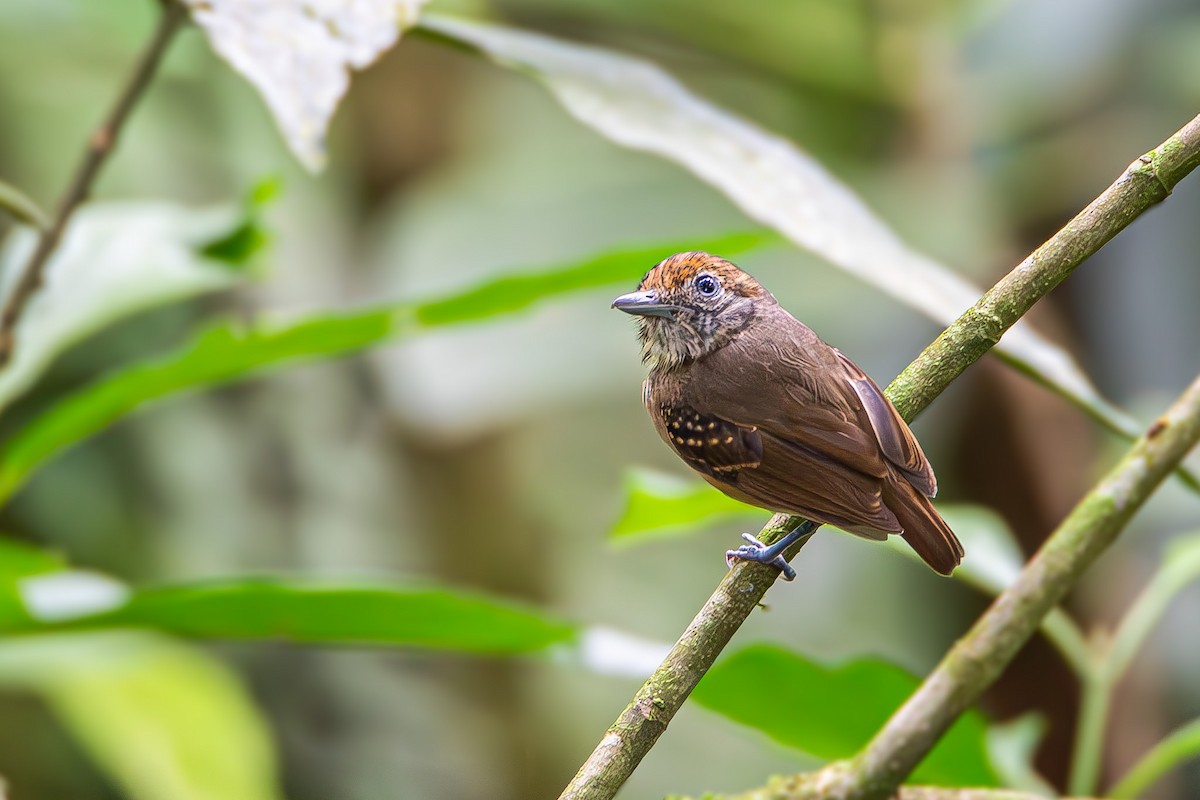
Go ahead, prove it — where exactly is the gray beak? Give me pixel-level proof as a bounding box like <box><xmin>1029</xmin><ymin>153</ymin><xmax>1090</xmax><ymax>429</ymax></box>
<box><xmin>611</xmin><ymin>290</ymin><xmax>678</xmax><ymax>318</ymax></box>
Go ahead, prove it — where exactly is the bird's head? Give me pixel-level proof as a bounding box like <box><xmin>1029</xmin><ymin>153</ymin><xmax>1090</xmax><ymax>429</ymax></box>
<box><xmin>612</xmin><ymin>251</ymin><xmax>774</xmax><ymax>370</ymax></box>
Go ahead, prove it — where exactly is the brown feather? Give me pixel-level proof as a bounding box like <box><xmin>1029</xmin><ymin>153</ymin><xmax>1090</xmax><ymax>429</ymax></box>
<box><xmin>635</xmin><ymin>255</ymin><xmax>963</xmax><ymax>575</ymax></box>
<box><xmin>883</xmin><ymin>471</ymin><xmax>964</xmax><ymax>575</ymax></box>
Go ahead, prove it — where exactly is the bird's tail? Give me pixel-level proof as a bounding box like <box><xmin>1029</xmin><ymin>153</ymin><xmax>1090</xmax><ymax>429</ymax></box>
<box><xmin>883</xmin><ymin>474</ymin><xmax>964</xmax><ymax>576</ymax></box>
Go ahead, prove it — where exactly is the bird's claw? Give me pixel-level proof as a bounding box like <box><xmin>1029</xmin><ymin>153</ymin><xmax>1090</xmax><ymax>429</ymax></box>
<box><xmin>725</xmin><ymin>533</ymin><xmax>797</xmax><ymax>581</ymax></box>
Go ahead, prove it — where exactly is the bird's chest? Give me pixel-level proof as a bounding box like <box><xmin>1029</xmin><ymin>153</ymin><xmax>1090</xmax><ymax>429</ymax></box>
<box><xmin>643</xmin><ymin>362</ymin><xmax>733</xmax><ymax>435</ymax></box>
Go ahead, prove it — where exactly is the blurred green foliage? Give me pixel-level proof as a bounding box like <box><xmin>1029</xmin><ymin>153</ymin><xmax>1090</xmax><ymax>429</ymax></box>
<box><xmin>0</xmin><ymin>1</ymin><xmax>1198</xmax><ymax>799</ymax></box>
<box><xmin>693</xmin><ymin>644</ymin><xmax>999</xmax><ymax>787</ymax></box>
<box><xmin>48</xmin><ymin>579</ymin><xmax>579</xmax><ymax>653</ymax></box>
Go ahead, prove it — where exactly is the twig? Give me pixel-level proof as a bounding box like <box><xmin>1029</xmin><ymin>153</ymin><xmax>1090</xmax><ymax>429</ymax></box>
<box><xmin>1068</xmin><ymin>535</ymin><xmax>1200</xmax><ymax>795</ymax></box>
<box><xmin>558</xmin><ymin>113</ymin><xmax>1200</xmax><ymax>800</ymax></box>
<box><xmin>1109</xmin><ymin>717</ymin><xmax>1200</xmax><ymax>799</ymax></box>
<box><xmin>0</xmin><ymin>0</ymin><xmax>187</xmax><ymax>366</ymax></box>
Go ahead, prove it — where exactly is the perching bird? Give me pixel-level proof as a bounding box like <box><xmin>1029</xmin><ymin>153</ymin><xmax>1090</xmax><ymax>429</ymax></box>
<box><xmin>612</xmin><ymin>251</ymin><xmax>963</xmax><ymax>579</ymax></box>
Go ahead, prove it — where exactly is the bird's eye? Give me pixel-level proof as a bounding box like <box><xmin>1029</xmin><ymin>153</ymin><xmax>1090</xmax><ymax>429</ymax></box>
<box><xmin>694</xmin><ymin>274</ymin><xmax>719</xmax><ymax>297</ymax></box>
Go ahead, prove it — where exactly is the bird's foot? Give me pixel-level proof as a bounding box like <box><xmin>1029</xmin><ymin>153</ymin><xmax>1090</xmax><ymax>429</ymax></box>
<box><xmin>725</xmin><ymin>533</ymin><xmax>797</xmax><ymax>581</ymax></box>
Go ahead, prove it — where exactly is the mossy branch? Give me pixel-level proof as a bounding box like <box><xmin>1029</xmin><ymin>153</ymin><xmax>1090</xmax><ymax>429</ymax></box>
<box><xmin>786</xmin><ymin>371</ymin><xmax>1200</xmax><ymax>800</ymax></box>
<box><xmin>887</xmin><ymin>114</ymin><xmax>1200</xmax><ymax>418</ymax></box>
<box><xmin>673</xmin><ymin>782</ymin><xmax>1102</xmax><ymax>800</ymax></box>
<box><xmin>558</xmin><ymin>113</ymin><xmax>1200</xmax><ymax>800</ymax></box>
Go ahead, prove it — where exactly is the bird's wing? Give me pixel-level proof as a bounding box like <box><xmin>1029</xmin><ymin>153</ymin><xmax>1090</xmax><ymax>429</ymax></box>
<box><xmin>675</xmin><ymin>313</ymin><xmax>935</xmax><ymax>531</ymax></box>
<box><xmin>697</xmin><ymin>325</ymin><xmax>891</xmax><ymax>479</ymax></box>
<box><xmin>731</xmin><ymin>430</ymin><xmax>900</xmax><ymax>536</ymax></box>
<box><xmin>652</xmin><ymin>399</ymin><xmax>898</xmax><ymax>534</ymax></box>
<box><xmin>654</xmin><ymin>404</ymin><xmax>763</xmax><ymax>479</ymax></box>
<box><xmin>720</xmin><ymin>315</ymin><xmax>937</xmax><ymax>497</ymax></box>
<box><xmin>834</xmin><ymin>350</ymin><xmax>937</xmax><ymax>497</ymax></box>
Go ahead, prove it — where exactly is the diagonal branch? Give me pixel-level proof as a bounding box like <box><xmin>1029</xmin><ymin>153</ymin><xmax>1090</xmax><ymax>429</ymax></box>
<box><xmin>701</xmin><ymin>782</ymin><xmax>1101</xmax><ymax>800</ymax></box>
<box><xmin>886</xmin><ymin>115</ymin><xmax>1200</xmax><ymax>419</ymax></box>
<box><xmin>0</xmin><ymin>0</ymin><xmax>187</xmax><ymax>366</ymax></box>
<box><xmin>558</xmin><ymin>112</ymin><xmax>1200</xmax><ymax>800</ymax></box>
<box><xmin>750</xmin><ymin>370</ymin><xmax>1200</xmax><ymax>800</ymax></box>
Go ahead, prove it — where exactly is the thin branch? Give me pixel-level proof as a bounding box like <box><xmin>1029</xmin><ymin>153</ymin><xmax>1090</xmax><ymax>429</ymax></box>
<box><xmin>886</xmin><ymin>113</ymin><xmax>1200</xmax><ymax>418</ymax></box>
<box><xmin>715</xmin><ymin>371</ymin><xmax>1200</xmax><ymax>800</ymax></box>
<box><xmin>558</xmin><ymin>112</ymin><xmax>1200</xmax><ymax>800</ymax></box>
<box><xmin>0</xmin><ymin>0</ymin><xmax>187</xmax><ymax>366</ymax></box>
<box><xmin>824</xmin><ymin>372</ymin><xmax>1200</xmax><ymax>800</ymax></box>
<box><xmin>560</xmin><ymin>513</ymin><xmax>810</xmax><ymax>800</ymax></box>
<box><xmin>684</xmin><ymin>782</ymin><xmax>1101</xmax><ymax>800</ymax></box>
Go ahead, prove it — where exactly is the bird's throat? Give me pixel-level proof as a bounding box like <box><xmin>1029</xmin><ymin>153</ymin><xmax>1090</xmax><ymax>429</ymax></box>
<box><xmin>638</xmin><ymin>316</ymin><xmax>709</xmax><ymax>370</ymax></box>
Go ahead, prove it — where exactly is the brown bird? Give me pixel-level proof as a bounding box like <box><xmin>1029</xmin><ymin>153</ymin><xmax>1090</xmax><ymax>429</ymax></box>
<box><xmin>612</xmin><ymin>251</ymin><xmax>963</xmax><ymax>579</ymax></box>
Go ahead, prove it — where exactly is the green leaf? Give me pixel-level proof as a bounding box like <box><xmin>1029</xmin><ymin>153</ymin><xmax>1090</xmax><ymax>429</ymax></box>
<box><xmin>0</xmin><ymin>631</ymin><xmax>282</xmax><ymax>800</ymax></box>
<box><xmin>985</xmin><ymin>713</ymin><xmax>1055</xmax><ymax>795</ymax></box>
<box><xmin>0</xmin><ymin>200</ymin><xmax>262</xmax><ymax>414</ymax></box>
<box><xmin>197</xmin><ymin>177</ymin><xmax>280</xmax><ymax>269</ymax></box>
<box><xmin>247</xmin><ymin>174</ymin><xmax>285</xmax><ymax>208</ymax></box>
<box><xmin>0</xmin><ymin>543</ymin><xmax>575</xmax><ymax>654</ymax></box>
<box><xmin>198</xmin><ymin>220</ymin><xmax>270</xmax><ymax>268</ymax></box>
<box><xmin>0</xmin><ymin>178</ymin><xmax>48</xmax><ymax>229</ymax></box>
<box><xmin>33</xmin><ymin>577</ymin><xmax>578</xmax><ymax>654</ymax></box>
<box><xmin>693</xmin><ymin>644</ymin><xmax>999</xmax><ymax>787</ymax></box>
<box><xmin>0</xmin><ymin>309</ymin><xmax>398</xmax><ymax>504</ymax></box>
<box><xmin>0</xmin><ymin>230</ymin><xmax>772</xmax><ymax>506</ymax></box>
<box><xmin>0</xmin><ymin>537</ymin><xmax>65</xmax><ymax>584</ymax></box>
<box><xmin>0</xmin><ymin>538</ymin><xmax>68</xmax><ymax>627</ymax></box>
<box><xmin>609</xmin><ymin>467</ymin><xmax>764</xmax><ymax>545</ymax></box>
<box><xmin>419</xmin><ymin>13</ymin><xmax>1198</xmax><ymax>492</ymax></box>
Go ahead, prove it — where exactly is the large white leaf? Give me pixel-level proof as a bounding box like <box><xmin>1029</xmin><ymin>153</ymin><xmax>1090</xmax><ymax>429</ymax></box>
<box><xmin>419</xmin><ymin>15</ymin><xmax>1148</xmax><ymax>451</ymax></box>
<box><xmin>0</xmin><ymin>201</ymin><xmax>251</xmax><ymax>414</ymax></box>
<box><xmin>184</xmin><ymin>0</ymin><xmax>429</xmax><ymax>171</ymax></box>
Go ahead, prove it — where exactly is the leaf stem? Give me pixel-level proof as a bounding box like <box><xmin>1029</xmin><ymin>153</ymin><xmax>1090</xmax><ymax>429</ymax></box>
<box><xmin>0</xmin><ymin>180</ymin><xmax>49</xmax><ymax>230</ymax></box>
<box><xmin>1107</xmin><ymin>536</ymin><xmax>1200</xmax><ymax>682</ymax></box>
<box><xmin>0</xmin><ymin>0</ymin><xmax>187</xmax><ymax>366</ymax></box>
<box><xmin>1109</xmin><ymin>717</ymin><xmax>1200</xmax><ymax>799</ymax></box>
<box><xmin>559</xmin><ymin>113</ymin><xmax>1200</xmax><ymax>800</ymax></box>
<box><xmin>1068</xmin><ymin>668</ymin><xmax>1111</xmax><ymax>797</ymax></box>
<box><xmin>1039</xmin><ymin>609</ymin><xmax>1093</xmax><ymax>679</ymax></box>
<box><xmin>1068</xmin><ymin>535</ymin><xmax>1200</xmax><ymax>795</ymax></box>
